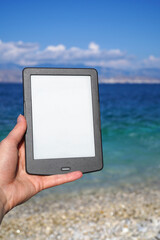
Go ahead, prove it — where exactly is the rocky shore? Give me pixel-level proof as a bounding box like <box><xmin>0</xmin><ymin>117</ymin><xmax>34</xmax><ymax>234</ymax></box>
<box><xmin>1</xmin><ymin>184</ymin><xmax>160</xmax><ymax>240</ymax></box>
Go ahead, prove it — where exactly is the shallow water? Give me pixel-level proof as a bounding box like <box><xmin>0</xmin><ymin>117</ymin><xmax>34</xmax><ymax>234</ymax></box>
<box><xmin>0</xmin><ymin>83</ymin><xmax>160</xmax><ymax>192</ymax></box>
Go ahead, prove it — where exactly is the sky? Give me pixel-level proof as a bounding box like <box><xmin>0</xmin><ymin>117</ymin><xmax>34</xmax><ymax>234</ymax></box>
<box><xmin>0</xmin><ymin>0</ymin><xmax>160</xmax><ymax>70</ymax></box>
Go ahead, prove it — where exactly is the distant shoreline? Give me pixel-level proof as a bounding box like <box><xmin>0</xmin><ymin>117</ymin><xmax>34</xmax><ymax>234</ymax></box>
<box><xmin>1</xmin><ymin>81</ymin><xmax>160</xmax><ymax>84</ymax></box>
<box><xmin>99</xmin><ymin>78</ymin><xmax>160</xmax><ymax>84</ymax></box>
<box><xmin>0</xmin><ymin>69</ymin><xmax>160</xmax><ymax>84</ymax></box>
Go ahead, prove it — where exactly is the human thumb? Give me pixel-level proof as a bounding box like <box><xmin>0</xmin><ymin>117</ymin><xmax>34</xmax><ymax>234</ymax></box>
<box><xmin>6</xmin><ymin>115</ymin><xmax>27</xmax><ymax>146</ymax></box>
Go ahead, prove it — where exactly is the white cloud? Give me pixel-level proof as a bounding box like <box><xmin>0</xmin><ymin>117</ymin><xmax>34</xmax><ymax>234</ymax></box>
<box><xmin>142</xmin><ymin>55</ymin><xmax>160</xmax><ymax>68</ymax></box>
<box><xmin>86</xmin><ymin>59</ymin><xmax>131</xmax><ymax>69</ymax></box>
<box><xmin>0</xmin><ymin>40</ymin><xmax>159</xmax><ymax>70</ymax></box>
<box><xmin>45</xmin><ymin>44</ymin><xmax>66</xmax><ymax>52</ymax></box>
<box><xmin>88</xmin><ymin>42</ymin><xmax>99</xmax><ymax>51</ymax></box>
<box><xmin>0</xmin><ymin>40</ymin><xmax>128</xmax><ymax>68</ymax></box>
<box><xmin>0</xmin><ymin>40</ymin><xmax>39</xmax><ymax>65</ymax></box>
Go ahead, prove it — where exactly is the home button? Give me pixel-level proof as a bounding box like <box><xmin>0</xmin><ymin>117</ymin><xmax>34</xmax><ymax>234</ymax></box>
<box><xmin>61</xmin><ymin>167</ymin><xmax>71</xmax><ymax>171</ymax></box>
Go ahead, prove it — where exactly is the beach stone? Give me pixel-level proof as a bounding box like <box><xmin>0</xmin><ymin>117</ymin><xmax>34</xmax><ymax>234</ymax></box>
<box><xmin>1</xmin><ymin>186</ymin><xmax>160</xmax><ymax>239</ymax></box>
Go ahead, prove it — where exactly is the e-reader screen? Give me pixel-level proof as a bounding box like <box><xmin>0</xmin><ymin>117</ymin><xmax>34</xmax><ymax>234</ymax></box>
<box><xmin>31</xmin><ymin>75</ymin><xmax>95</xmax><ymax>159</ymax></box>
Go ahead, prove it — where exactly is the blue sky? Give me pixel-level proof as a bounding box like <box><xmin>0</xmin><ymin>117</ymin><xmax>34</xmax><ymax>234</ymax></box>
<box><xmin>0</xmin><ymin>0</ymin><xmax>160</xmax><ymax>69</ymax></box>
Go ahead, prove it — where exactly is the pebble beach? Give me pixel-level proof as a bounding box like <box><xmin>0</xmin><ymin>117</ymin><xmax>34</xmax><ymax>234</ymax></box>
<box><xmin>1</xmin><ymin>183</ymin><xmax>160</xmax><ymax>240</ymax></box>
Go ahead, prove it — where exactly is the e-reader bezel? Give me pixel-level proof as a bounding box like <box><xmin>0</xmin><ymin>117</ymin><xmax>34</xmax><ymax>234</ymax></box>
<box><xmin>23</xmin><ymin>68</ymin><xmax>103</xmax><ymax>175</ymax></box>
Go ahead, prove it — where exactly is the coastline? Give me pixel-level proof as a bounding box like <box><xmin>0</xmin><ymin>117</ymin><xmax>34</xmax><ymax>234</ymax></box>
<box><xmin>1</xmin><ymin>183</ymin><xmax>160</xmax><ymax>240</ymax></box>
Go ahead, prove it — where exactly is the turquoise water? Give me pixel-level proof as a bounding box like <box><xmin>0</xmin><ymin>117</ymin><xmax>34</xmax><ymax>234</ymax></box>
<box><xmin>0</xmin><ymin>83</ymin><xmax>160</xmax><ymax>191</ymax></box>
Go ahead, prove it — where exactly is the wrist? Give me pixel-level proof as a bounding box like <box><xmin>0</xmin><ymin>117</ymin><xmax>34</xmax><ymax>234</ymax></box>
<box><xmin>0</xmin><ymin>188</ymin><xmax>7</xmax><ymax>223</ymax></box>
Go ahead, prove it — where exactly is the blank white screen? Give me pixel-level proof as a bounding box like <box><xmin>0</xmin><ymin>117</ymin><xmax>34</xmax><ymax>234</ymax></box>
<box><xmin>31</xmin><ymin>75</ymin><xmax>95</xmax><ymax>159</ymax></box>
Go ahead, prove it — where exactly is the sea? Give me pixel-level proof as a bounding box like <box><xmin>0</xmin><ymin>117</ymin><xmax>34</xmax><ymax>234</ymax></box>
<box><xmin>0</xmin><ymin>83</ymin><xmax>160</xmax><ymax>193</ymax></box>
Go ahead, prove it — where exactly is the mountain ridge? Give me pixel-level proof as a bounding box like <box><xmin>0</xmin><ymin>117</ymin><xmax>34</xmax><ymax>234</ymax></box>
<box><xmin>0</xmin><ymin>63</ymin><xmax>160</xmax><ymax>83</ymax></box>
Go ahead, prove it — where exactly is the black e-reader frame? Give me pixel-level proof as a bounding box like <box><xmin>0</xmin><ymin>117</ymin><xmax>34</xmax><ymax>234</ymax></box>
<box><xmin>23</xmin><ymin>68</ymin><xmax>103</xmax><ymax>175</ymax></box>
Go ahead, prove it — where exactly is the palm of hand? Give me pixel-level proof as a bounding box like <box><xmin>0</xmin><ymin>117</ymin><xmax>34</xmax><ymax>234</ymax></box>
<box><xmin>0</xmin><ymin>115</ymin><xmax>82</xmax><ymax>214</ymax></box>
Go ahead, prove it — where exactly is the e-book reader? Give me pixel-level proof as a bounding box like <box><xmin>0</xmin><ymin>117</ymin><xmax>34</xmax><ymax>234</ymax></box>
<box><xmin>23</xmin><ymin>68</ymin><xmax>103</xmax><ymax>175</ymax></box>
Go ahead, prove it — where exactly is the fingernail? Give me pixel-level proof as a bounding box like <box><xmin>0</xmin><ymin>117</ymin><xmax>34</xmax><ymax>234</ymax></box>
<box><xmin>17</xmin><ymin>114</ymin><xmax>23</xmax><ymax>123</ymax></box>
<box><xmin>76</xmin><ymin>171</ymin><xmax>83</xmax><ymax>178</ymax></box>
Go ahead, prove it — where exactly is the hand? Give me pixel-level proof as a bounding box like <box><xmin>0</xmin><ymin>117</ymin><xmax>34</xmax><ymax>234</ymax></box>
<box><xmin>0</xmin><ymin>115</ymin><xmax>82</xmax><ymax>218</ymax></box>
